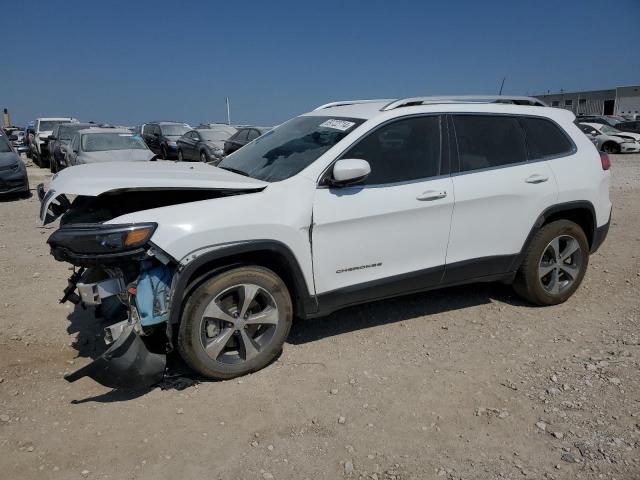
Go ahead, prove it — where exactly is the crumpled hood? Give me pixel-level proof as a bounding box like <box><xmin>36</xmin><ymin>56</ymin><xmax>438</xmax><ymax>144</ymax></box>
<box><xmin>39</xmin><ymin>161</ymin><xmax>268</xmax><ymax>223</ymax></box>
<box><xmin>0</xmin><ymin>152</ymin><xmax>20</xmax><ymax>168</ymax></box>
<box><xmin>78</xmin><ymin>149</ymin><xmax>155</xmax><ymax>163</ymax></box>
<box><xmin>614</xmin><ymin>132</ymin><xmax>640</xmax><ymax>142</ymax></box>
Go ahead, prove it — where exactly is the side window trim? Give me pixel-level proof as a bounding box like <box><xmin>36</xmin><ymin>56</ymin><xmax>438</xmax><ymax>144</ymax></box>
<box><xmin>317</xmin><ymin>113</ymin><xmax>449</xmax><ymax>188</ymax></box>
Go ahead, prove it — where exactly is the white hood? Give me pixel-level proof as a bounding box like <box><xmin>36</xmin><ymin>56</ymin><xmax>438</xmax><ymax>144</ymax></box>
<box><xmin>39</xmin><ymin>161</ymin><xmax>267</xmax><ymax>223</ymax></box>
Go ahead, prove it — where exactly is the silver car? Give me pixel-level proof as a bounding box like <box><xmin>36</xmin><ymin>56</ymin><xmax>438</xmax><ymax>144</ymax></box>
<box><xmin>66</xmin><ymin>128</ymin><xmax>156</xmax><ymax>166</ymax></box>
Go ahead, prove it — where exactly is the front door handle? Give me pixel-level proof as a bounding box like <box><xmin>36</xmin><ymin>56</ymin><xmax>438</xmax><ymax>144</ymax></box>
<box><xmin>417</xmin><ymin>190</ymin><xmax>447</xmax><ymax>201</ymax></box>
<box><xmin>525</xmin><ymin>174</ymin><xmax>549</xmax><ymax>184</ymax></box>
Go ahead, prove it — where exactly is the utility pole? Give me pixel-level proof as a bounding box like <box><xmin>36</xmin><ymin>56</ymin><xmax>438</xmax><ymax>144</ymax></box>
<box><xmin>498</xmin><ymin>77</ymin><xmax>506</xmax><ymax>95</ymax></box>
<box><xmin>226</xmin><ymin>97</ymin><xmax>231</xmax><ymax>125</ymax></box>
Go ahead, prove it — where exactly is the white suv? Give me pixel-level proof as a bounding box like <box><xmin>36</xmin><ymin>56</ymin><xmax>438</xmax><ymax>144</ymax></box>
<box><xmin>39</xmin><ymin>96</ymin><xmax>611</xmax><ymax>388</ymax></box>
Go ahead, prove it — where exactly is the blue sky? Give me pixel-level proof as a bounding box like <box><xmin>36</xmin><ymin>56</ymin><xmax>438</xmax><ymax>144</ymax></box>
<box><xmin>3</xmin><ymin>0</ymin><xmax>639</xmax><ymax>127</ymax></box>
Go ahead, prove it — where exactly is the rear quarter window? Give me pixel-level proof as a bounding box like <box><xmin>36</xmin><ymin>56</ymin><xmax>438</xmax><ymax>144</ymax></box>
<box><xmin>519</xmin><ymin>117</ymin><xmax>574</xmax><ymax>160</ymax></box>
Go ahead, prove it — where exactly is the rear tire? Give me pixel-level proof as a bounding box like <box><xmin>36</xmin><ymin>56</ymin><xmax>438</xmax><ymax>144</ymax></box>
<box><xmin>178</xmin><ymin>266</ymin><xmax>292</xmax><ymax>380</ymax></box>
<box><xmin>513</xmin><ymin>220</ymin><xmax>589</xmax><ymax>305</ymax></box>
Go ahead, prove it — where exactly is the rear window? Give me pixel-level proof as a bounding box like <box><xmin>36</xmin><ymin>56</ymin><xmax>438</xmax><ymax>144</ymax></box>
<box><xmin>452</xmin><ymin>115</ymin><xmax>527</xmax><ymax>172</ymax></box>
<box><xmin>519</xmin><ymin>117</ymin><xmax>573</xmax><ymax>159</ymax></box>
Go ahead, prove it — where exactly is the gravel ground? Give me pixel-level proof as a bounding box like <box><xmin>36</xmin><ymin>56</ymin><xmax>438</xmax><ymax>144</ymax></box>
<box><xmin>0</xmin><ymin>155</ymin><xmax>639</xmax><ymax>480</ymax></box>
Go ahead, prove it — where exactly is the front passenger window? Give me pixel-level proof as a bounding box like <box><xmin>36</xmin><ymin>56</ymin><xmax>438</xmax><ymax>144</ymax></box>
<box><xmin>341</xmin><ymin>116</ymin><xmax>442</xmax><ymax>185</ymax></box>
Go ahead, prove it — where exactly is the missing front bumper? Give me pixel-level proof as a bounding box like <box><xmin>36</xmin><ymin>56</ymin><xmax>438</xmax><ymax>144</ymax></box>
<box><xmin>64</xmin><ymin>325</ymin><xmax>166</xmax><ymax>389</ymax></box>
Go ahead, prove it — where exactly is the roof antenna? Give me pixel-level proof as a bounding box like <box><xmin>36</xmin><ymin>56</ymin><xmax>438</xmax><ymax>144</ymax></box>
<box><xmin>498</xmin><ymin>77</ymin><xmax>506</xmax><ymax>95</ymax></box>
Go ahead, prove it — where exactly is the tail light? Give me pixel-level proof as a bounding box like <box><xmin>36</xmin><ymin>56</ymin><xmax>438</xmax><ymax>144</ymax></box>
<box><xmin>599</xmin><ymin>152</ymin><xmax>611</xmax><ymax>171</ymax></box>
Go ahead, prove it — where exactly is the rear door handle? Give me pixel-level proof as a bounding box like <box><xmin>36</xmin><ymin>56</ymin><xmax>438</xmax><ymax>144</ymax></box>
<box><xmin>417</xmin><ymin>190</ymin><xmax>447</xmax><ymax>201</ymax></box>
<box><xmin>525</xmin><ymin>174</ymin><xmax>549</xmax><ymax>184</ymax></box>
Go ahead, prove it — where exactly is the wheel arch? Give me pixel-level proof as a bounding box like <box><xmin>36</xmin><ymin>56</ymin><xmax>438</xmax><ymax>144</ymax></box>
<box><xmin>511</xmin><ymin>201</ymin><xmax>597</xmax><ymax>272</ymax></box>
<box><xmin>169</xmin><ymin>241</ymin><xmax>317</xmax><ymax>325</ymax></box>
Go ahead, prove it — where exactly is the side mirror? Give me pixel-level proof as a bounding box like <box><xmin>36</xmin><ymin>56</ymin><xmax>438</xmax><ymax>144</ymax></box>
<box><xmin>327</xmin><ymin>159</ymin><xmax>371</xmax><ymax>187</ymax></box>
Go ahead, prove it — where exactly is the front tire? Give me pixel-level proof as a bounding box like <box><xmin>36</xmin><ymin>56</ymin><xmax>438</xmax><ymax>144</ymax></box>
<box><xmin>177</xmin><ymin>149</ymin><xmax>184</xmax><ymax>161</ymax></box>
<box><xmin>513</xmin><ymin>220</ymin><xmax>589</xmax><ymax>305</ymax></box>
<box><xmin>161</xmin><ymin>145</ymin><xmax>168</xmax><ymax>160</ymax></box>
<box><xmin>200</xmin><ymin>150</ymin><xmax>209</xmax><ymax>162</ymax></box>
<box><xmin>602</xmin><ymin>142</ymin><xmax>620</xmax><ymax>154</ymax></box>
<box><xmin>177</xmin><ymin>266</ymin><xmax>293</xmax><ymax>380</ymax></box>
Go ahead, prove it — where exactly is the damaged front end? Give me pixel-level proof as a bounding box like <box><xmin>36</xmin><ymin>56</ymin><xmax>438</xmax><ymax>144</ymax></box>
<box><xmin>48</xmin><ymin>223</ymin><xmax>176</xmax><ymax>389</ymax></box>
<box><xmin>38</xmin><ymin>162</ymin><xmax>269</xmax><ymax>388</ymax></box>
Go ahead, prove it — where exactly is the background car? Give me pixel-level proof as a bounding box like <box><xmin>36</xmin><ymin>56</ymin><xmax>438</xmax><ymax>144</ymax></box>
<box><xmin>223</xmin><ymin>126</ymin><xmax>271</xmax><ymax>155</ymax></box>
<box><xmin>0</xmin><ymin>133</ymin><xmax>29</xmax><ymax>196</ymax></box>
<box><xmin>66</xmin><ymin>128</ymin><xmax>155</xmax><ymax>166</ymax></box>
<box><xmin>615</xmin><ymin>120</ymin><xmax>640</xmax><ymax>134</ymax></box>
<box><xmin>31</xmin><ymin>117</ymin><xmax>77</xmax><ymax>168</ymax></box>
<box><xmin>177</xmin><ymin>125</ymin><xmax>237</xmax><ymax>163</ymax></box>
<box><xmin>142</xmin><ymin>122</ymin><xmax>191</xmax><ymax>159</ymax></box>
<box><xmin>578</xmin><ymin>122</ymin><xmax>640</xmax><ymax>154</ymax></box>
<box><xmin>48</xmin><ymin>122</ymin><xmax>96</xmax><ymax>172</ymax></box>
<box><xmin>575</xmin><ymin>115</ymin><xmax>626</xmax><ymax>128</ymax></box>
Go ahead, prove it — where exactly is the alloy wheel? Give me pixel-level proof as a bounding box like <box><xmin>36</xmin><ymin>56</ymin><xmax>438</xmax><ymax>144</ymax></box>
<box><xmin>200</xmin><ymin>151</ymin><xmax>207</xmax><ymax>162</ymax></box>
<box><xmin>538</xmin><ymin>235</ymin><xmax>583</xmax><ymax>295</ymax></box>
<box><xmin>200</xmin><ymin>283</ymin><xmax>280</xmax><ymax>364</ymax></box>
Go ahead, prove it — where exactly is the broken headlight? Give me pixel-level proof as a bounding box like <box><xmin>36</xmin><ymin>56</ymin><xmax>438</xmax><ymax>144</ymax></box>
<box><xmin>48</xmin><ymin>223</ymin><xmax>157</xmax><ymax>255</ymax></box>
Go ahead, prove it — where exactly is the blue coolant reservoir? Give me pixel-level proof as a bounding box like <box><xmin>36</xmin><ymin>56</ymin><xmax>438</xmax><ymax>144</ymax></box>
<box><xmin>135</xmin><ymin>261</ymin><xmax>174</xmax><ymax>326</ymax></box>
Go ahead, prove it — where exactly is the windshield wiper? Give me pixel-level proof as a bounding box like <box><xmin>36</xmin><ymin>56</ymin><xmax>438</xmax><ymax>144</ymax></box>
<box><xmin>218</xmin><ymin>166</ymin><xmax>250</xmax><ymax>177</ymax></box>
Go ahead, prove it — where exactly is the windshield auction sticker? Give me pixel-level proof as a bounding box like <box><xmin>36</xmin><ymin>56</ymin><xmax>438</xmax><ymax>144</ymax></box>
<box><xmin>319</xmin><ymin>119</ymin><xmax>356</xmax><ymax>131</ymax></box>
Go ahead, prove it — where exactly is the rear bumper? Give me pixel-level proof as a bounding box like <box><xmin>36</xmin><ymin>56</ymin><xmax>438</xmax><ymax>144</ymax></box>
<box><xmin>591</xmin><ymin>213</ymin><xmax>611</xmax><ymax>254</ymax></box>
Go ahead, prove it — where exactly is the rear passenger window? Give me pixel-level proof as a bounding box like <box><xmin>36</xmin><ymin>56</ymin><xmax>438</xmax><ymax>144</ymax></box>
<box><xmin>519</xmin><ymin>117</ymin><xmax>573</xmax><ymax>159</ymax></box>
<box><xmin>342</xmin><ymin>116</ymin><xmax>442</xmax><ymax>185</ymax></box>
<box><xmin>452</xmin><ymin>115</ymin><xmax>527</xmax><ymax>172</ymax></box>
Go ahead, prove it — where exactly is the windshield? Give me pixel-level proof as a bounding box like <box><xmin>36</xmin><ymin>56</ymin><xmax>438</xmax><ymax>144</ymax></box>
<box><xmin>81</xmin><ymin>133</ymin><xmax>148</xmax><ymax>152</ymax></box>
<box><xmin>59</xmin><ymin>124</ymin><xmax>89</xmax><ymax>141</ymax></box>
<box><xmin>218</xmin><ymin>116</ymin><xmax>365</xmax><ymax>182</ymax></box>
<box><xmin>39</xmin><ymin>120</ymin><xmax>69</xmax><ymax>132</ymax></box>
<box><xmin>600</xmin><ymin>125</ymin><xmax>622</xmax><ymax>135</ymax></box>
<box><xmin>199</xmin><ymin>129</ymin><xmax>235</xmax><ymax>141</ymax></box>
<box><xmin>0</xmin><ymin>136</ymin><xmax>11</xmax><ymax>152</ymax></box>
<box><xmin>161</xmin><ymin>125</ymin><xmax>190</xmax><ymax>136</ymax></box>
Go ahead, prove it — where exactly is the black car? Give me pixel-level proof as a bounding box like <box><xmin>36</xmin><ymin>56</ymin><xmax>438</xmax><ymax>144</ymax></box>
<box><xmin>176</xmin><ymin>126</ymin><xmax>237</xmax><ymax>163</ymax></box>
<box><xmin>574</xmin><ymin>115</ymin><xmax>625</xmax><ymax>127</ymax></box>
<box><xmin>48</xmin><ymin>123</ymin><xmax>96</xmax><ymax>172</ymax></box>
<box><xmin>0</xmin><ymin>133</ymin><xmax>29</xmax><ymax>197</ymax></box>
<box><xmin>616</xmin><ymin>120</ymin><xmax>640</xmax><ymax>134</ymax></box>
<box><xmin>142</xmin><ymin>122</ymin><xmax>191</xmax><ymax>160</ymax></box>
<box><xmin>223</xmin><ymin>126</ymin><xmax>271</xmax><ymax>155</ymax></box>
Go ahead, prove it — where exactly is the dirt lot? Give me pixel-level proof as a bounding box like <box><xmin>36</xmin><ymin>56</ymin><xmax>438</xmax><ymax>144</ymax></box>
<box><xmin>0</xmin><ymin>155</ymin><xmax>638</xmax><ymax>480</ymax></box>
